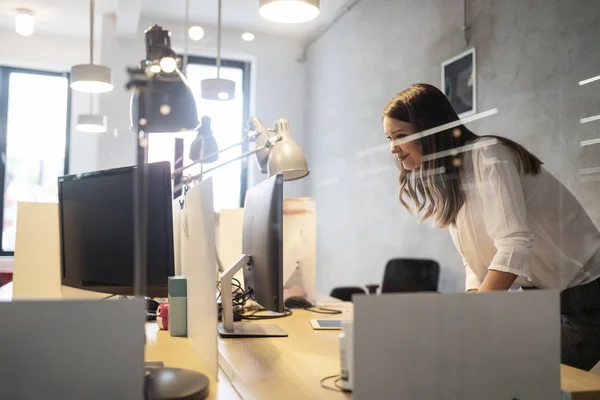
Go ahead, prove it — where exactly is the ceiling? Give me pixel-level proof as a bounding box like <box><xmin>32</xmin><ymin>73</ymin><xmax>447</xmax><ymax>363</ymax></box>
<box><xmin>0</xmin><ymin>0</ymin><xmax>356</xmax><ymax>41</ymax></box>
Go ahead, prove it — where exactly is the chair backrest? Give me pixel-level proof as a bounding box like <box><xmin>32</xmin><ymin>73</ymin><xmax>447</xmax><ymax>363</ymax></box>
<box><xmin>329</xmin><ymin>286</ymin><xmax>366</xmax><ymax>302</ymax></box>
<box><xmin>381</xmin><ymin>258</ymin><xmax>439</xmax><ymax>293</ymax></box>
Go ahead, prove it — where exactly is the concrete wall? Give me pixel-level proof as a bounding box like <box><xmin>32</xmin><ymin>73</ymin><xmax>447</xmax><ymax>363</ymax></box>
<box><xmin>98</xmin><ymin>15</ymin><xmax>308</xmax><ymax>198</ymax></box>
<box><xmin>0</xmin><ymin>29</ymin><xmax>100</xmax><ymax>174</ymax></box>
<box><xmin>305</xmin><ymin>0</ymin><xmax>600</xmax><ymax>294</ymax></box>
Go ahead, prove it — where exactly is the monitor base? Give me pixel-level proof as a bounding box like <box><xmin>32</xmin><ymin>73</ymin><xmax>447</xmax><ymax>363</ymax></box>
<box><xmin>218</xmin><ymin>322</ymin><xmax>288</xmax><ymax>338</ymax></box>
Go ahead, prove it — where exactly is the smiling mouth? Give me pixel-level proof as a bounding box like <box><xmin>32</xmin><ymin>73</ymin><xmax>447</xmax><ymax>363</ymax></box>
<box><xmin>396</xmin><ymin>154</ymin><xmax>409</xmax><ymax>162</ymax></box>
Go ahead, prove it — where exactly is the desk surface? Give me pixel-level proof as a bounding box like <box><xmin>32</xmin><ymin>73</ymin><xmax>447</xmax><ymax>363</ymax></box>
<box><xmin>145</xmin><ymin>323</ymin><xmax>241</xmax><ymax>400</ymax></box>
<box><xmin>3</xmin><ymin>282</ymin><xmax>600</xmax><ymax>400</ymax></box>
<box><xmin>218</xmin><ymin>308</ymin><xmax>352</xmax><ymax>400</ymax></box>
<box><xmin>217</xmin><ymin>308</ymin><xmax>600</xmax><ymax>400</ymax></box>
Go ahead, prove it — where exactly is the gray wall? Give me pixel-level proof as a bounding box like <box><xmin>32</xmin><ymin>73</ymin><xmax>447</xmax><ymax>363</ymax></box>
<box><xmin>305</xmin><ymin>0</ymin><xmax>600</xmax><ymax>294</ymax></box>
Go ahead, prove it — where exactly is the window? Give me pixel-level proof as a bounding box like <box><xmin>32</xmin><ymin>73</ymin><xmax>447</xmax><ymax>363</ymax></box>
<box><xmin>0</xmin><ymin>67</ymin><xmax>71</xmax><ymax>254</ymax></box>
<box><xmin>148</xmin><ymin>56</ymin><xmax>251</xmax><ymax>211</ymax></box>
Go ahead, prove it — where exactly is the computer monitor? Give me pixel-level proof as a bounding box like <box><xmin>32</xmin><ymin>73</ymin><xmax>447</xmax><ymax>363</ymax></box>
<box><xmin>58</xmin><ymin>161</ymin><xmax>174</xmax><ymax>298</ymax></box>
<box><xmin>218</xmin><ymin>174</ymin><xmax>287</xmax><ymax>337</ymax></box>
<box><xmin>242</xmin><ymin>174</ymin><xmax>284</xmax><ymax>313</ymax></box>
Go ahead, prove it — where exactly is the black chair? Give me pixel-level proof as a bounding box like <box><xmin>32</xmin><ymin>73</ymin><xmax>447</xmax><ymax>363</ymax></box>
<box><xmin>381</xmin><ymin>258</ymin><xmax>440</xmax><ymax>293</ymax></box>
<box><xmin>329</xmin><ymin>286</ymin><xmax>366</xmax><ymax>302</ymax></box>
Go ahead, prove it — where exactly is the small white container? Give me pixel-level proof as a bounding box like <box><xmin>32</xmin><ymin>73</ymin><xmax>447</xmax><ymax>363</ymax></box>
<box><xmin>339</xmin><ymin>321</ymin><xmax>354</xmax><ymax>391</ymax></box>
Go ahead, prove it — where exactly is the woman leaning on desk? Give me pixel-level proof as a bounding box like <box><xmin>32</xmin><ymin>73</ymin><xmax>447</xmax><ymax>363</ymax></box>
<box><xmin>382</xmin><ymin>83</ymin><xmax>600</xmax><ymax>371</ymax></box>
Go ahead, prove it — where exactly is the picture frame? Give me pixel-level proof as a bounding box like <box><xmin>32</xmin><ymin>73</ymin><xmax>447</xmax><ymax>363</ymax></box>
<box><xmin>441</xmin><ymin>48</ymin><xmax>476</xmax><ymax>118</ymax></box>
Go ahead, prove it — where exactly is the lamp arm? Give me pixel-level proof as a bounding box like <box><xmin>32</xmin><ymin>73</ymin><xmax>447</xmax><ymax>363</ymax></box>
<box><xmin>171</xmin><ymin>140</ymin><xmax>244</xmax><ymax>177</ymax></box>
<box><xmin>174</xmin><ymin>144</ymin><xmax>269</xmax><ymax>192</ymax></box>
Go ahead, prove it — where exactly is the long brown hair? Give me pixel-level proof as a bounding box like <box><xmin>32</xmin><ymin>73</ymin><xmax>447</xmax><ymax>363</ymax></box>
<box><xmin>383</xmin><ymin>83</ymin><xmax>542</xmax><ymax>227</ymax></box>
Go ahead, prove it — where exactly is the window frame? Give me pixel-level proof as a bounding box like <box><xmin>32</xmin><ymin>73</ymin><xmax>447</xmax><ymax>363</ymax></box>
<box><xmin>0</xmin><ymin>66</ymin><xmax>72</xmax><ymax>256</ymax></box>
<box><xmin>173</xmin><ymin>55</ymin><xmax>251</xmax><ymax>206</ymax></box>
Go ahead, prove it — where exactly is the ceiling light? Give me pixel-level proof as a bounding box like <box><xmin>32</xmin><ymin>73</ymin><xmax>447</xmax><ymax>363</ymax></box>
<box><xmin>201</xmin><ymin>0</ymin><xmax>236</xmax><ymax>101</ymax></box>
<box><xmin>70</xmin><ymin>64</ymin><xmax>113</xmax><ymax>93</ymax></box>
<box><xmin>159</xmin><ymin>57</ymin><xmax>177</xmax><ymax>73</ymax></box>
<box><xmin>70</xmin><ymin>0</ymin><xmax>113</xmax><ymax>93</ymax></box>
<box><xmin>201</xmin><ymin>78</ymin><xmax>235</xmax><ymax>101</ymax></box>
<box><xmin>15</xmin><ymin>8</ymin><xmax>34</xmax><ymax>36</ymax></box>
<box><xmin>259</xmin><ymin>0</ymin><xmax>320</xmax><ymax>23</ymax></box>
<box><xmin>188</xmin><ymin>25</ymin><xmax>205</xmax><ymax>41</ymax></box>
<box><xmin>242</xmin><ymin>32</ymin><xmax>255</xmax><ymax>41</ymax></box>
<box><xmin>76</xmin><ymin>114</ymin><xmax>107</xmax><ymax>133</ymax></box>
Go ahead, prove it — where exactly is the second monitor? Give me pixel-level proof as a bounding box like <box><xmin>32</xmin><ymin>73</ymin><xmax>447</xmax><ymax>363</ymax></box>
<box><xmin>218</xmin><ymin>174</ymin><xmax>287</xmax><ymax>338</ymax></box>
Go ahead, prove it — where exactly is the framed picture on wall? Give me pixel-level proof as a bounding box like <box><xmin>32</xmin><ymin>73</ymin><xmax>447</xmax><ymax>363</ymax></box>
<box><xmin>441</xmin><ymin>48</ymin><xmax>476</xmax><ymax>118</ymax></box>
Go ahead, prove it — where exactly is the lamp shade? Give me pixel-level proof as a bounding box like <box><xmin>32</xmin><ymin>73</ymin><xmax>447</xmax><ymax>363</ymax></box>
<box><xmin>201</xmin><ymin>78</ymin><xmax>236</xmax><ymax>101</ymax></box>
<box><xmin>259</xmin><ymin>0</ymin><xmax>320</xmax><ymax>23</ymax></box>
<box><xmin>265</xmin><ymin>119</ymin><xmax>309</xmax><ymax>181</ymax></box>
<box><xmin>75</xmin><ymin>114</ymin><xmax>107</xmax><ymax>133</ymax></box>
<box><xmin>70</xmin><ymin>64</ymin><xmax>113</xmax><ymax>93</ymax></box>
<box><xmin>189</xmin><ymin>116</ymin><xmax>219</xmax><ymax>163</ymax></box>
<box><xmin>130</xmin><ymin>68</ymin><xmax>199</xmax><ymax>134</ymax></box>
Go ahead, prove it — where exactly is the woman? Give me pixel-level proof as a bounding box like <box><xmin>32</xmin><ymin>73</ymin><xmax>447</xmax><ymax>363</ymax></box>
<box><xmin>383</xmin><ymin>83</ymin><xmax>600</xmax><ymax>371</ymax></box>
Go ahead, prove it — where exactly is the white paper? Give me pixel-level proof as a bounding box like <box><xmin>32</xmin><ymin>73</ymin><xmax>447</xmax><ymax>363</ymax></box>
<box><xmin>180</xmin><ymin>179</ymin><xmax>218</xmax><ymax>379</ymax></box>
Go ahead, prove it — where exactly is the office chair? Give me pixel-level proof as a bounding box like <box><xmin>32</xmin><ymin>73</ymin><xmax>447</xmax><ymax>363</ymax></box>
<box><xmin>329</xmin><ymin>286</ymin><xmax>366</xmax><ymax>302</ymax></box>
<box><xmin>381</xmin><ymin>258</ymin><xmax>440</xmax><ymax>293</ymax></box>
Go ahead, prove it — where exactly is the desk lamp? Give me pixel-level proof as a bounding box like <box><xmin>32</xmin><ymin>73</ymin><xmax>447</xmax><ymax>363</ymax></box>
<box><xmin>126</xmin><ymin>24</ymin><xmax>210</xmax><ymax>400</ymax></box>
<box><xmin>172</xmin><ymin>116</ymin><xmax>309</xmax><ymax>191</ymax></box>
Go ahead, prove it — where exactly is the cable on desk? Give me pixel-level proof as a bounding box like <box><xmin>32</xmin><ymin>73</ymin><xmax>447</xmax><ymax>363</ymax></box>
<box><xmin>303</xmin><ymin>307</ymin><xmax>342</xmax><ymax>315</ymax></box>
<box><xmin>237</xmin><ymin>308</ymin><xmax>292</xmax><ymax>320</ymax></box>
<box><xmin>320</xmin><ymin>374</ymin><xmax>343</xmax><ymax>392</ymax></box>
<box><xmin>102</xmin><ymin>294</ymin><xmax>117</xmax><ymax>300</ymax></box>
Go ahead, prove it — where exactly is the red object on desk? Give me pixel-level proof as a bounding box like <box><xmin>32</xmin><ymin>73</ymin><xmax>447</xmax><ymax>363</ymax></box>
<box><xmin>156</xmin><ymin>302</ymin><xmax>169</xmax><ymax>330</ymax></box>
<box><xmin>0</xmin><ymin>273</ymin><xmax>12</xmax><ymax>286</ymax></box>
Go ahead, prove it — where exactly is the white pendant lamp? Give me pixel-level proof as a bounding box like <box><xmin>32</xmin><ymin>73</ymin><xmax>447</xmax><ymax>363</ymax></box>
<box><xmin>259</xmin><ymin>0</ymin><xmax>320</xmax><ymax>23</ymax></box>
<box><xmin>201</xmin><ymin>0</ymin><xmax>235</xmax><ymax>101</ymax></box>
<box><xmin>76</xmin><ymin>113</ymin><xmax>107</xmax><ymax>133</ymax></box>
<box><xmin>76</xmin><ymin>94</ymin><xmax>107</xmax><ymax>133</ymax></box>
<box><xmin>70</xmin><ymin>0</ymin><xmax>113</xmax><ymax>93</ymax></box>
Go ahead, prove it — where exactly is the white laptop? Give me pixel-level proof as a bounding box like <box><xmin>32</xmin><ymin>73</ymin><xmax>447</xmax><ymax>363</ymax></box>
<box><xmin>353</xmin><ymin>291</ymin><xmax>561</xmax><ymax>400</ymax></box>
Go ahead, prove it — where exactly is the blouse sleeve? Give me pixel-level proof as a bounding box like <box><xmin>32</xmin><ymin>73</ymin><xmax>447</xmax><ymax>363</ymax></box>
<box><xmin>465</xmin><ymin>261</ymin><xmax>482</xmax><ymax>292</ymax></box>
<box><xmin>471</xmin><ymin>141</ymin><xmax>534</xmax><ymax>278</ymax></box>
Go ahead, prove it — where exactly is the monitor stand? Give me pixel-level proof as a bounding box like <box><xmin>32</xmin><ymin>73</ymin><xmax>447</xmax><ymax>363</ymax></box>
<box><xmin>218</xmin><ymin>254</ymin><xmax>288</xmax><ymax>338</ymax></box>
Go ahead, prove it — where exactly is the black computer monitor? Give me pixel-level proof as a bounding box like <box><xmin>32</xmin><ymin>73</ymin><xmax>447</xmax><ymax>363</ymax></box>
<box><xmin>58</xmin><ymin>161</ymin><xmax>174</xmax><ymax>297</ymax></box>
<box><xmin>242</xmin><ymin>173</ymin><xmax>284</xmax><ymax>313</ymax></box>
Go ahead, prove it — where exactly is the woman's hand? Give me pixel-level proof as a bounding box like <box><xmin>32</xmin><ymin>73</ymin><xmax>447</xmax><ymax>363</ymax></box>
<box><xmin>478</xmin><ymin>270</ymin><xmax>518</xmax><ymax>292</ymax></box>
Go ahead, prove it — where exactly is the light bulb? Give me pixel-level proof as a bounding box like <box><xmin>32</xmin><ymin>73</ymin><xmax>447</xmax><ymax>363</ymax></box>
<box><xmin>242</xmin><ymin>32</ymin><xmax>255</xmax><ymax>42</ymax></box>
<box><xmin>149</xmin><ymin>64</ymin><xmax>161</xmax><ymax>74</ymax></box>
<box><xmin>159</xmin><ymin>57</ymin><xmax>177</xmax><ymax>73</ymax></box>
<box><xmin>259</xmin><ymin>0</ymin><xmax>320</xmax><ymax>24</ymax></box>
<box><xmin>15</xmin><ymin>9</ymin><xmax>34</xmax><ymax>36</ymax></box>
<box><xmin>188</xmin><ymin>26</ymin><xmax>205</xmax><ymax>41</ymax></box>
<box><xmin>218</xmin><ymin>92</ymin><xmax>230</xmax><ymax>100</ymax></box>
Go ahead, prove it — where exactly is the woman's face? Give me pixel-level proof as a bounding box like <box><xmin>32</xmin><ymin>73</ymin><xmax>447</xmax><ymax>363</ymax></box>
<box><xmin>383</xmin><ymin>116</ymin><xmax>422</xmax><ymax>170</ymax></box>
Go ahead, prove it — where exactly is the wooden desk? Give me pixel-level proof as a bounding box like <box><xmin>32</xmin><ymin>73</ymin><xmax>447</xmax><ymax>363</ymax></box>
<box><xmin>218</xmin><ymin>309</ymin><xmax>352</xmax><ymax>400</ymax></box>
<box><xmin>217</xmin><ymin>309</ymin><xmax>600</xmax><ymax>400</ymax></box>
<box><xmin>561</xmin><ymin>364</ymin><xmax>600</xmax><ymax>400</ymax></box>
<box><xmin>145</xmin><ymin>323</ymin><xmax>241</xmax><ymax>400</ymax></box>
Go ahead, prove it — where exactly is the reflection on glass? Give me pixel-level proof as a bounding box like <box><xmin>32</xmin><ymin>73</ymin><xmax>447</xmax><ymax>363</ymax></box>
<box><xmin>4</xmin><ymin>72</ymin><xmax>68</xmax><ymax>251</ymax></box>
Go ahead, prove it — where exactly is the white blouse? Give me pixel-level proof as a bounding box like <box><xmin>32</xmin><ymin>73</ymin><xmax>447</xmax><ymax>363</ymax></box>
<box><xmin>448</xmin><ymin>139</ymin><xmax>600</xmax><ymax>291</ymax></box>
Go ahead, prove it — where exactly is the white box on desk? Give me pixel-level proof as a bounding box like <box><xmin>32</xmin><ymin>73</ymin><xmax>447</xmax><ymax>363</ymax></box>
<box><xmin>13</xmin><ymin>202</ymin><xmax>106</xmax><ymax>300</ymax></box>
<box><xmin>217</xmin><ymin>198</ymin><xmax>317</xmax><ymax>303</ymax></box>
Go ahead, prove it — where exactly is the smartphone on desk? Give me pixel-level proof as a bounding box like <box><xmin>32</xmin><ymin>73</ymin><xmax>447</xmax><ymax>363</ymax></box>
<box><xmin>310</xmin><ymin>319</ymin><xmax>346</xmax><ymax>330</ymax></box>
